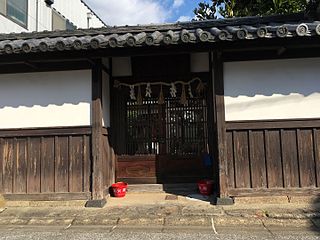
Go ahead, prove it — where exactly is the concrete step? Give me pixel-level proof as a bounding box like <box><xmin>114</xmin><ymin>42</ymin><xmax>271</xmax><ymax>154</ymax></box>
<box><xmin>127</xmin><ymin>183</ymin><xmax>198</xmax><ymax>195</ymax></box>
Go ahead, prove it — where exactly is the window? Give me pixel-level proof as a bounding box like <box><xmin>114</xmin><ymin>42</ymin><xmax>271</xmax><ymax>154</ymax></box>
<box><xmin>7</xmin><ymin>0</ymin><xmax>27</xmax><ymax>26</ymax></box>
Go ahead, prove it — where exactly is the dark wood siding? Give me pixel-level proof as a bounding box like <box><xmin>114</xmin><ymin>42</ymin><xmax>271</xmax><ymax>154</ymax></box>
<box><xmin>226</xmin><ymin>119</ymin><xmax>320</xmax><ymax>196</ymax></box>
<box><xmin>0</xmin><ymin>127</ymin><xmax>91</xmax><ymax>196</ymax></box>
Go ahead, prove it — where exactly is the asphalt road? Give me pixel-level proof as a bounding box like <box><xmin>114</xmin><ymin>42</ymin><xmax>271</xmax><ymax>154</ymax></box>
<box><xmin>0</xmin><ymin>225</ymin><xmax>319</xmax><ymax>240</ymax></box>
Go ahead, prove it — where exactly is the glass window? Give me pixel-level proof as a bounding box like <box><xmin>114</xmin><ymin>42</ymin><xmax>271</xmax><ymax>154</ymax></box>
<box><xmin>7</xmin><ymin>0</ymin><xmax>27</xmax><ymax>26</ymax></box>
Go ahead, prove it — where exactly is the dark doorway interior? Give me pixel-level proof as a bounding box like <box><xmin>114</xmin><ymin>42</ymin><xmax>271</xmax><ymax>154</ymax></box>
<box><xmin>111</xmin><ymin>54</ymin><xmax>213</xmax><ymax>184</ymax></box>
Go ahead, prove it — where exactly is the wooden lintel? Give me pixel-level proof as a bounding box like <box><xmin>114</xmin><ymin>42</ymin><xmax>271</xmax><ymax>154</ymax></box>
<box><xmin>30</xmin><ymin>57</ymin><xmax>91</xmax><ymax>63</ymax></box>
<box><xmin>24</xmin><ymin>61</ymin><xmax>37</xmax><ymax>69</ymax></box>
<box><xmin>86</xmin><ymin>58</ymin><xmax>96</xmax><ymax>66</ymax></box>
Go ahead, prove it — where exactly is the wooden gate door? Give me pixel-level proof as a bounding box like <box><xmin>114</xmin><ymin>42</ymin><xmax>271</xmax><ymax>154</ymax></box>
<box><xmin>114</xmin><ymin>91</ymin><xmax>211</xmax><ymax>184</ymax></box>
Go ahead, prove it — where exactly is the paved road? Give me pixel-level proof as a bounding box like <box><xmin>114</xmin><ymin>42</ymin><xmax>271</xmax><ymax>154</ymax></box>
<box><xmin>0</xmin><ymin>225</ymin><xmax>319</xmax><ymax>240</ymax></box>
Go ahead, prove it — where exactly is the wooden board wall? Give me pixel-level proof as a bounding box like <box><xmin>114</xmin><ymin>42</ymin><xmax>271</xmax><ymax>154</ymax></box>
<box><xmin>226</xmin><ymin>119</ymin><xmax>320</xmax><ymax>196</ymax></box>
<box><xmin>0</xmin><ymin>127</ymin><xmax>91</xmax><ymax>195</ymax></box>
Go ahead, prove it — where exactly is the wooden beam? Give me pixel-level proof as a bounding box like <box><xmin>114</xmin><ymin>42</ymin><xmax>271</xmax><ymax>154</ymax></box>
<box><xmin>0</xmin><ymin>61</ymin><xmax>92</xmax><ymax>74</ymax></box>
<box><xmin>213</xmin><ymin>51</ymin><xmax>229</xmax><ymax>198</ymax></box>
<box><xmin>24</xmin><ymin>61</ymin><xmax>38</xmax><ymax>69</ymax></box>
<box><xmin>0</xmin><ymin>126</ymin><xmax>91</xmax><ymax>137</ymax></box>
<box><xmin>226</xmin><ymin>119</ymin><xmax>320</xmax><ymax>131</ymax></box>
<box><xmin>91</xmin><ymin>59</ymin><xmax>105</xmax><ymax>200</ymax></box>
<box><xmin>3</xmin><ymin>192</ymin><xmax>91</xmax><ymax>201</ymax></box>
<box><xmin>228</xmin><ymin>187</ymin><xmax>320</xmax><ymax>197</ymax></box>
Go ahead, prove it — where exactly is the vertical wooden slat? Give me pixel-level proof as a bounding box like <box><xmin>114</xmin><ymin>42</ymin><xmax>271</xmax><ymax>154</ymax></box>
<box><xmin>55</xmin><ymin>136</ymin><xmax>69</xmax><ymax>192</ymax></box>
<box><xmin>265</xmin><ymin>130</ymin><xmax>283</xmax><ymax>188</ymax></box>
<box><xmin>233</xmin><ymin>131</ymin><xmax>251</xmax><ymax>188</ymax></box>
<box><xmin>12</xmin><ymin>138</ymin><xmax>17</xmax><ymax>193</ymax></box>
<box><xmin>281</xmin><ymin>130</ymin><xmax>300</xmax><ymax>188</ymax></box>
<box><xmin>69</xmin><ymin>136</ymin><xmax>83</xmax><ymax>192</ymax></box>
<box><xmin>226</xmin><ymin>131</ymin><xmax>235</xmax><ymax>188</ymax></box>
<box><xmin>313</xmin><ymin>129</ymin><xmax>320</xmax><ymax>187</ymax></box>
<box><xmin>297</xmin><ymin>129</ymin><xmax>316</xmax><ymax>187</ymax></box>
<box><xmin>0</xmin><ymin>138</ymin><xmax>3</xmax><ymax>193</ymax></box>
<box><xmin>27</xmin><ymin>137</ymin><xmax>41</xmax><ymax>193</ymax></box>
<box><xmin>3</xmin><ymin>139</ymin><xmax>14</xmax><ymax>193</ymax></box>
<box><xmin>68</xmin><ymin>136</ymin><xmax>73</xmax><ymax>193</ymax></box>
<box><xmin>14</xmin><ymin>138</ymin><xmax>27</xmax><ymax>193</ymax></box>
<box><xmin>41</xmin><ymin>137</ymin><xmax>55</xmax><ymax>193</ymax></box>
<box><xmin>105</xmin><ymin>136</ymin><xmax>111</xmax><ymax>187</ymax></box>
<box><xmin>249</xmin><ymin>130</ymin><xmax>267</xmax><ymax>188</ymax></box>
<box><xmin>83</xmin><ymin>135</ymin><xmax>90</xmax><ymax>192</ymax></box>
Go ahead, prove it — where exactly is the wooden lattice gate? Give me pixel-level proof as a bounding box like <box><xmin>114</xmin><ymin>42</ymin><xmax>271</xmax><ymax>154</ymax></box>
<box><xmin>113</xmin><ymin>91</ymin><xmax>211</xmax><ymax>184</ymax></box>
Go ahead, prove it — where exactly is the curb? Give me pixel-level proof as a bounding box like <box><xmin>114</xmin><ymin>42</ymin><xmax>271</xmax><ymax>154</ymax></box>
<box><xmin>0</xmin><ymin>215</ymin><xmax>317</xmax><ymax>228</ymax></box>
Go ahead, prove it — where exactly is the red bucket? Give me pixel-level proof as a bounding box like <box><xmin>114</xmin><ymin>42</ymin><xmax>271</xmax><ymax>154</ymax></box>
<box><xmin>197</xmin><ymin>179</ymin><xmax>214</xmax><ymax>196</ymax></box>
<box><xmin>111</xmin><ymin>182</ymin><xmax>128</xmax><ymax>198</ymax></box>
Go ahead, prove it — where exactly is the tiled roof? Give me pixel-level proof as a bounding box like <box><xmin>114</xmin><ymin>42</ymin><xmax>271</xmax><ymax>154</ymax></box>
<box><xmin>0</xmin><ymin>13</ymin><xmax>319</xmax><ymax>55</ymax></box>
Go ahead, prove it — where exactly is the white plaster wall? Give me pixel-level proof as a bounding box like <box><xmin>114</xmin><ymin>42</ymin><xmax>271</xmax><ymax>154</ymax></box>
<box><xmin>52</xmin><ymin>0</ymin><xmax>104</xmax><ymax>28</ymax></box>
<box><xmin>37</xmin><ymin>0</ymin><xmax>53</xmax><ymax>31</ymax></box>
<box><xmin>0</xmin><ymin>14</ymin><xmax>27</xmax><ymax>33</ymax></box>
<box><xmin>102</xmin><ymin>70</ymin><xmax>111</xmax><ymax>127</ymax></box>
<box><xmin>0</xmin><ymin>70</ymin><xmax>92</xmax><ymax>128</ymax></box>
<box><xmin>224</xmin><ymin>58</ymin><xmax>320</xmax><ymax>121</ymax></box>
<box><xmin>190</xmin><ymin>52</ymin><xmax>209</xmax><ymax>73</ymax></box>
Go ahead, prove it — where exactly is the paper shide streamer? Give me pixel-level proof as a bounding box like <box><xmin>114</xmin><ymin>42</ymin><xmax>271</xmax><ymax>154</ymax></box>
<box><xmin>115</xmin><ymin>78</ymin><xmax>204</xmax><ymax>105</ymax></box>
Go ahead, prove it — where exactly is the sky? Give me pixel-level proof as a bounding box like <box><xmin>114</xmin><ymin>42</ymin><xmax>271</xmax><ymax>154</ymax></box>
<box><xmin>84</xmin><ymin>0</ymin><xmax>201</xmax><ymax>26</ymax></box>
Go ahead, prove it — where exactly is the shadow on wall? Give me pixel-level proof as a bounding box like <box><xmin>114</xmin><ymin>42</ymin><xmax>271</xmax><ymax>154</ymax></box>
<box><xmin>224</xmin><ymin>58</ymin><xmax>320</xmax><ymax>98</ymax></box>
<box><xmin>0</xmin><ymin>70</ymin><xmax>91</xmax><ymax>109</ymax></box>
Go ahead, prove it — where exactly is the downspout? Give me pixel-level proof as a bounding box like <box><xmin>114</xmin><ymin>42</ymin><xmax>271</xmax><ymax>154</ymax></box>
<box><xmin>87</xmin><ymin>12</ymin><xmax>93</xmax><ymax>28</ymax></box>
<box><xmin>36</xmin><ymin>0</ymin><xmax>39</xmax><ymax>31</ymax></box>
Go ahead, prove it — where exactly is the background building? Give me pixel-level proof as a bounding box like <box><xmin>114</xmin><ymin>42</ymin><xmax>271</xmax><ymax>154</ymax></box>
<box><xmin>0</xmin><ymin>0</ymin><xmax>106</xmax><ymax>34</ymax></box>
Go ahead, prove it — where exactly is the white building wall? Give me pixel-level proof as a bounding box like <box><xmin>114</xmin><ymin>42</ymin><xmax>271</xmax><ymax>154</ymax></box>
<box><xmin>52</xmin><ymin>0</ymin><xmax>104</xmax><ymax>28</ymax></box>
<box><xmin>0</xmin><ymin>0</ymin><xmax>104</xmax><ymax>34</ymax></box>
<box><xmin>0</xmin><ymin>70</ymin><xmax>92</xmax><ymax>129</ymax></box>
<box><xmin>37</xmin><ymin>0</ymin><xmax>53</xmax><ymax>31</ymax></box>
<box><xmin>0</xmin><ymin>14</ymin><xmax>27</xmax><ymax>33</ymax></box>
<box><xmin>224</xmin><ymin>58</ymin><xmax>320</xmax><ymax>121</ymax></box>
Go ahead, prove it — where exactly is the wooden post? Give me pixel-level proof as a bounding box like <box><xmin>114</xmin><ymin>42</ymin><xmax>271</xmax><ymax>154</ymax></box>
<box><xmin>212</xmin><ymin>51</ymin><xmax>230</xmax><ymax>200</ymax></box>
<box><xmin>87</xmin><ymin>59</ymin><xmax>105</xmax><ymax>207</ymax></box>
<box><xmin>207</xmin><ymin>53</ymin><xmax>217</xmax><ymax>184</ymax></box>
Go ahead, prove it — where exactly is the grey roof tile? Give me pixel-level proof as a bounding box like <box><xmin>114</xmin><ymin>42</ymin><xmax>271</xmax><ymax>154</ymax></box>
<box><xmin>0</xmin><ymin>13</ymin><xmax>319</xmax><ymax>55</ymax></box>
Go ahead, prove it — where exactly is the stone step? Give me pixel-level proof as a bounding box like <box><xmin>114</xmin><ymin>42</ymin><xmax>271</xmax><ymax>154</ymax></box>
<box><xmin>127</xmin><ymin>183</ymin><xmax>198</xmax><ymax>194</ymax></box>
